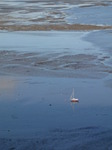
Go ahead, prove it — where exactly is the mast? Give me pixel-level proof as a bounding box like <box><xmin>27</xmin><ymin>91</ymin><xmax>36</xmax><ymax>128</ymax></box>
<box><xmin>73</xmin><ymin>88</ymin><xmax>74</xmax><ymax>98</ymax></box>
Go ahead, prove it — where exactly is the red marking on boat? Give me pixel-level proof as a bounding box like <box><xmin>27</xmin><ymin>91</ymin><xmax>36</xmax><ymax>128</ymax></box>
<box><xmin>71</xmin><ymin>99</ymin><xmax>79</xmax><ymax>103</ymax></box>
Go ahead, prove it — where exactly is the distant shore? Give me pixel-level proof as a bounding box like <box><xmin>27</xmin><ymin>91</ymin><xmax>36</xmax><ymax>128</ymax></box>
<box><xmin>0</xmin><ymin>24</ymin><xmax>112</xmax><ymax>31</ymax></box>
<box><xmin>0</xmin><ymin>0</ymin><xmax>112</xmax><ymax>31</ymax></box>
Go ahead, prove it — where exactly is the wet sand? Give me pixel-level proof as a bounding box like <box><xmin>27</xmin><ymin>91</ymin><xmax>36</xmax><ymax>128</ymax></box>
<box><xmin>0</xmin><ymin>0</ymin><xmax>112</xmax><ymax>31</ymax></box>
<box><xmin>0</xmin><ymin>50</ymin><xmax>111</xmax><ymax>78</ymax></box>
<box><xmin>0</xmin><ymin>31</ymin><xmax>112</xmax><ymax>78</ymax></box>
<box><xmin>0</xmin><ymin>127</ymin><xmax>112</xmax><ymax>150</ymax></box>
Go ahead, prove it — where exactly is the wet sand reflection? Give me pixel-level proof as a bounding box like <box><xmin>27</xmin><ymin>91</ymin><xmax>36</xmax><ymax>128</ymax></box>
<box><xmin>0</xmin><ymin>76</ymin><xmax>17</xmax><ymax>99</ymax></box>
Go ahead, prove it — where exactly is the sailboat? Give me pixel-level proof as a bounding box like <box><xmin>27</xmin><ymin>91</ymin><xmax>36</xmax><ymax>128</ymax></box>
<box><xmin>70</xmin><ymin>88</ymin><xmax>79</xmax><ymax>102</ymax></box>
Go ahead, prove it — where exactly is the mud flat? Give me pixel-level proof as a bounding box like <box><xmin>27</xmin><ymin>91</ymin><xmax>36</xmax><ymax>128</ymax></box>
<box><xmin>0</xmin><ymin>0</ymin><xmax>112</xmax><ymax>31</ymax></box>
<box><xmin>0</xmin><ymin>30</ymin><xmax>112</xmax><ymax>78</ymax></box>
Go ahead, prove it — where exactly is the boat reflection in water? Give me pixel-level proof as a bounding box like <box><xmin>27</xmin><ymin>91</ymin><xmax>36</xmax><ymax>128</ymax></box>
<box><xmin>70</xmin><ymin>88</ymin><xmax>79</xmax><ymax>111</ymax></box>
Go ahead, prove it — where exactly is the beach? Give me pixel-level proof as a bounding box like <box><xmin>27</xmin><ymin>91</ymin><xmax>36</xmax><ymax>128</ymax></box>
<box><xmin>0</xmin><ymin>0</ymin><xmax>112</xmax><ymax>149</ymax></box>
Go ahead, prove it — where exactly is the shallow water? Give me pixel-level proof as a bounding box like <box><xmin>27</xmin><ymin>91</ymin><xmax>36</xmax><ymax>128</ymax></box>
<box><xmin>66</xmin><ymin>5</ymin><xmax>112</xmax><ymax>26</ymax></box>
<box><xmin>0</xmin><ymin>31</ymin><xmax>93</xmax><ymax>52</ymax></box>
<box><xmin>0</xmin><ymin>75</ymin><xmax>112</xmax><ymax>139</ymax></box>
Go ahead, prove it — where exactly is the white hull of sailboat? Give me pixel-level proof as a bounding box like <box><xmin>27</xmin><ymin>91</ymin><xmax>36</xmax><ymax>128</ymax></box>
<box><xmin>71</xmin><ymin>98</ymin><xmax>79</xmax><ymax>103</ymax></box>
